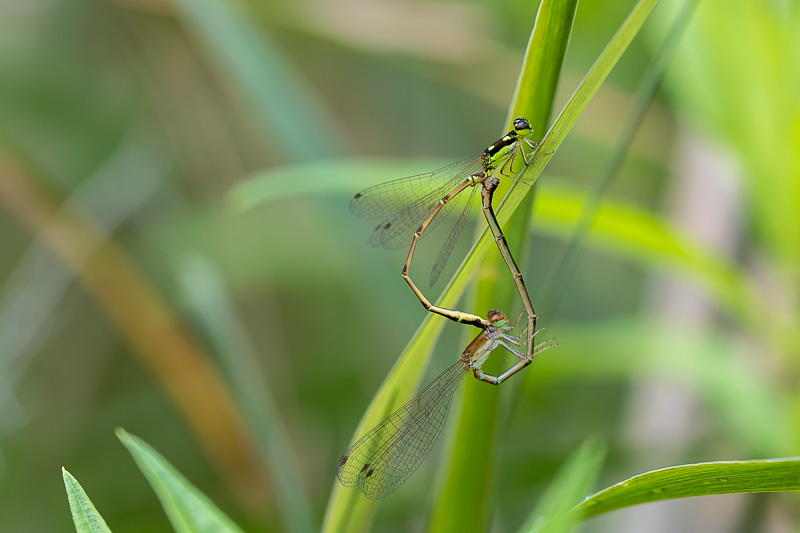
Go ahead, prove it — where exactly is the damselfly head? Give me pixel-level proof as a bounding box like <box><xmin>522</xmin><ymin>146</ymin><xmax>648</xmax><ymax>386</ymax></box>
<box><xmin>486</xmin><ymin>308</ymin><xmax>507</xmax><ymax>326</ymax></box>
<box><xmin>512</xmin><ymin>117</ymin><xmax>531</xmax><ymax>134</ymax></box>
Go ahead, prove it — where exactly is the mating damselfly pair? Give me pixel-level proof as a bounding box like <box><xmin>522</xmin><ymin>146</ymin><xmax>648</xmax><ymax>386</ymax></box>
<box><xmin>338</xmin><ymin>118</ymin><xmax>556</xmax><ymax>499</ymax></box>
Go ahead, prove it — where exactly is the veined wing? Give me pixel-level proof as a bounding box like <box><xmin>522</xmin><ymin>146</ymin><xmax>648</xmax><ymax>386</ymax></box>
<box><xmin>336</xmin><ymin>359</ymin><xmax>468</xmax><ymax>499</ymax></box>
<box><xmin>350</xmin><ymin>158</ymin><xmax>483</xmax><ymax>250</ymax></box>
<box><xmin>350</xmin><ymin>158</ymin><xmax>481</xmax><ymax>221</ymax></box>
<box><xmin>429</xmin><ymin>185</ymin><xmax>478</xmax><ymax>287</ymax></box>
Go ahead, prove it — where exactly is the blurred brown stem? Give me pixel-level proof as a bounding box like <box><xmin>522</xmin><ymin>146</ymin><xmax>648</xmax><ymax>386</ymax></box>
<box><xmin>0</xmin><ymin>148</ymin><xmax>267</xmax><ymax>505</ymax></box>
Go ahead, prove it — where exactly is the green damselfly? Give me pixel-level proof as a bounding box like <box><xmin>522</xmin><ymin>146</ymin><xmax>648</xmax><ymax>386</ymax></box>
<box><xmin>351</xmin><ymin>118</ymin><xmax>544</xmax><ymax>357</ymax></box>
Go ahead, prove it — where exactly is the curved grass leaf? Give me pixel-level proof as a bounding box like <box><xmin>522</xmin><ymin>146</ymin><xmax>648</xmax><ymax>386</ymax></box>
<box><xmin>230</xmin><ymin>161</ymin><xmax>756</xmax><ymax>330</ymax></box>
<box><xmin>534</xmin><ymin>183</ymin><xmax>759</xmax><ymax>327</ymax></box>
<box><xmin>535</xmin><ymin>319</ymin><xmax>791</xmax><ymax>458</ymax></box>
<box><xmin>177</xmin><ymin>256</ymin><xmax>316</xmax><ymax>533</ymax></box>
<box><xmin>520</xmin><ymin>439</ymin><xmax>606</xmax><ymax>533</ymax></box>
<box><xmin>117</xmin><ymin>429</ymin><xmax>245</xmax><ymax>533</ymax></box>
<box><xmin>226</xmin><ymin>158</ymin><xmax>450</xmax><ymax>213</ymax></box>
<box><xmin>541</xmin><ymin>0</ymin><xmax>698</xmax><ymax>318</ymax></box>
<box><xmin>62</xmin><ymin>468</ymin><xmax>112</xmax><ymax>533</ymax></box>
<box><xmin>570</xmin><ymin>458</ymin><xmax>800</xmax><ymax>520</ymax></box>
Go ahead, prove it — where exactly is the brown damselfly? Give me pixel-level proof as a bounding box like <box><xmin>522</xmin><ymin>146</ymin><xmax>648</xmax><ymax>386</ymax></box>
<box><xmin>336</xmin><ymin>309</ymin><xmax>555</xmax><ymax>500</ymax></box>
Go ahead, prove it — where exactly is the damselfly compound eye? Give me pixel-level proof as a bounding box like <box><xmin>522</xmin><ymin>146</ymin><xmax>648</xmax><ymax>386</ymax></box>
<box><xmin>513</xmin><ymin>117</ymin><xmax>531</xmax><ymax>133</ymax></box>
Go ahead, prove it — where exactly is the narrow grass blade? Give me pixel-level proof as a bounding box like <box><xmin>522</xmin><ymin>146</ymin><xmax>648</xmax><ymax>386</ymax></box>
<box><xmin>541</xmin><ymin>0</ymin><xmax>698</xmax><ymax>317</ymax></box>
<box><xmin>520</xmin><ymin>439</ymin><xmax>606</xmax><ymax>533</ymax></box>
<box><xmin>508</xmin><ymin>0</ymin><xmax>579</xmax><ymax>131</ymax></box>
<box><xmin>177</xmin><ymin>256</ymin><xmax>316</xmax><ymax>533</ymax></box>
<box><xmin>570</xmin><ymin>458</ymin><xmax>800</xmax><ymax>520</ymax></box>
<box><xmin>226</xmin><ymin>158</ymin><xmax>450</xmax><ymax>213</ymax></box>
<box><xmin>534</xmin><ymin>183</ymin><xmax>759</xmax><ymax>327</ymax></box>
<box><xmin>534</xmin><ymin>319</ymin><xmax>791</xmax><ymax>457</ymax></box>
<box><xmin>174</xmin><ymin>0</ymin><xmax>347</xmax><ymax>161</ymax></box>
<box><xmin>117</xmin><ymin>429</ymin><xmax>245</xmax><ymax>533</ymax></box>
<box><xmin>431</xmin><ymin>1</ymin><xmax>578</xmax><ymax>530</ymax></box>
<box><xmin>0</xmin><ymin>126</ymin><xmax>166</xmax><ymax>430</ymax></box>
<box><xmin>62</xmin><ymin>468</ymin><xmax>112</xmax><ymax>533</ymax></box>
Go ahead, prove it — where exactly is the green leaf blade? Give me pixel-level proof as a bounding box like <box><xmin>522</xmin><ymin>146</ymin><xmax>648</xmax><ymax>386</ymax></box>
<box><xmin>429</xmin><ymin>1</ymin><xmax>578</xmax><ymax>528</ymax></box>
<box><xmin>521</xmin><ymin>438</ymin><xmax>607</xmax><ymax>533</ymax></box>
<box><xmin>174</xmin><ymin>0</ymin><xmax>347</xmax><ymax>162</ymax></box>
<box><xmin>573</xmin><ymin>458</ymin><xmax>800</xmax><ymax>520</ymax></box>
<box><xmin>430</xmin><ymin>0</ymin><xmax>659</xmax><ymax>530</ymax></box>
<box><xmin>62</xmin><ymin>468</ymin><xmax>113</xmax><ymax>533</ymax></box>
<box><xmin>117</xmin><ymin>429</ymin><xmax>245</xmax><ymax>533</ymax></box>
<box><xmin>509</xmin><ymin>0</ymin><xmax>579</xmax><ymax>133</ymax></box>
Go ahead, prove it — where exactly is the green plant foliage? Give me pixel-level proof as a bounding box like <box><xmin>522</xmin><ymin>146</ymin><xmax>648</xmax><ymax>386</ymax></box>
<box><xmin>520</xmin><ymin>439</ymin><xmax>606</xmax><ymax>533</ymax></box>
<box><xmin>227</xmin><ymin>158</ymin><xmax>451</xmax><ymax>213</ymax></box>
<box><xmin>176</xmin><ymin>255</ymin><xmax>316</xmax><ymax>533</ymax></box>
<box><xmin>431</xmin><ymin>0</ymin><xmax>580</xmax><ymax>528</ymax></box>
<box><xmin>117</xmin><ymin>429</ymin><xmax>244</xmax><ymax>533</ymax></box>
<box><xmin>653</xmin><ymin>0</ymin><xmax>800</xmax><ymax>266</ymax></box>
<box><xmin>321</xmin><ymin>1</ymin><xmax>659</xmax><ymax>531</ymax></box>
<box><xmin>62</xmin><ymin>468</ymin><xmax>113</xmax><ymax>533</ymax></box>
<box><xmin>572</xmin><ymin>458</ymin><xmax>800</xmax><ymax>519</ymax></box>
<box><xmin>173</xmin><ymin>0</ymin><xmax>347</xmax><ymax>161</ymax></box>
<box><xmin>6</xmin><ymin>0</ymin><xmax>800</xmax><ymax>530</ymax></box>
<box><xmin>535</xmin><ymin>183</ymin><xmax>756</xmax><ymax>324</ymax></box>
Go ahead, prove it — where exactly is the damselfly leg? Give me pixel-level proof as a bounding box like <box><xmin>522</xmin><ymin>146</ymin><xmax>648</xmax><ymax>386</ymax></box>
<box><xmin>481</xmin><ymin>176</ymin><xmax>538</xmax><ymax>359</ymax></box>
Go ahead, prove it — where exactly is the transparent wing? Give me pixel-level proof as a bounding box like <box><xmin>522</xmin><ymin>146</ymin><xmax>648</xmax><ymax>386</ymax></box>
<box><xmin>350</xmin><ymin>158</ymin><xmax>480</xmax><ymax>221</ymax></box>
<box><xmin>428</xmin><ymin>185</ymin><xmax>478</xmax><ymax>287</ymax></box>
<box><xmin>336</xmin><ymin>359</ymin><xmax>468</xmax><ymax>499</ymax></box>
<box><xmin>367</xmin><ymin>187</ymin><xmax>464</xmax><ymax>250</ymax></box>
<box><xmin>350</xmin><ymin>158</ymin><xmax>483</xmax><ymax>250</ymax></box>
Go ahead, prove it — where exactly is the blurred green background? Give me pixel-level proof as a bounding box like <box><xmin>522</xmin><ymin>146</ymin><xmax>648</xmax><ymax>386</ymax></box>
<box><xmin>1</xmin><ymin>0</ymin><xmax>799</xmax><ymax>531</ymax></box>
